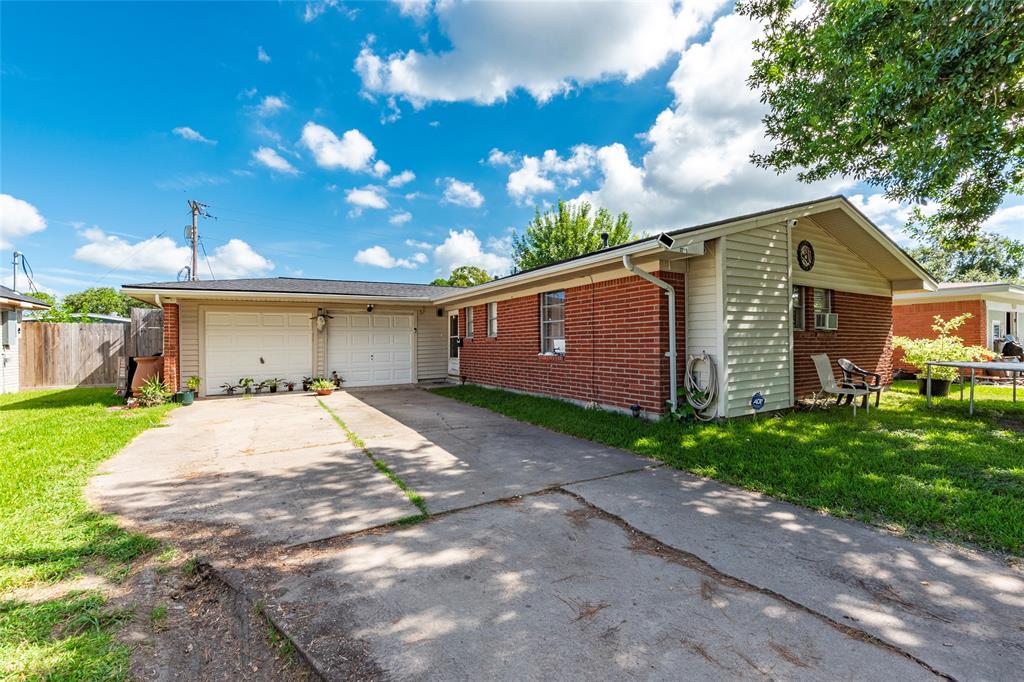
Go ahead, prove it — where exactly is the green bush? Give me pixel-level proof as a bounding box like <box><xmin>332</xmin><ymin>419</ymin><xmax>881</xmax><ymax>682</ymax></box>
<box><xmin>893</xmin><ymin>313</ymin><xmax>994</xmax><ymax>381</ymax></box>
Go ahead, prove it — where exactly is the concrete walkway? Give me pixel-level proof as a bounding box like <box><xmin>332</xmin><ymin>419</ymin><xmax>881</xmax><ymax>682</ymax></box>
<box><xmin>92</xmin><ymin>387</ymin><xmax>1023</xmax><ymax>681</ymax></box>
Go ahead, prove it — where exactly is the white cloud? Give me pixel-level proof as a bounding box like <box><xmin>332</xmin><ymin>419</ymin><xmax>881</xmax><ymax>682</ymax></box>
<box><xmin>372</xmin><ymin>159</ymin><xmax>391</xmax><ymax>178</ymax></box>
<box><xmin>257</xmin><ymin>45</ymin><xmax>271</xmax><ymax>63</ymax></box>
<box><xmin>252</xmin><ymin>147</ymin><xmax>299</xmax><ymax>175</ymax></box>
<box><xmin>391</xmin><ymin>0</ymin><xmax>431</xmax><ymax>20</ymax></box>
<box><xmin>486</xmin><ymin>148</ymin><xmax>516</xmax><ymax>167</ymax></box>
<box><xmin>303</xmin><ymin>0</ymin><xmax>355</xmax><ymax>22</ymax></box>
<box><xmin>256</xmin><ymin>95</ymin><xmax>288</xmax><ymax>116</ymax></box>
<box><xmin>441</xmin><ymin>178</ymin><xmax>484</xmax><ymax>208</ymax></box>
<box><xmin>846</xmin><ymin>193</ymin><xmax>917</xmax><ymax>238</ymax></box>
<box><xmin>433</xmin><ymin>229</ymin><xmax>511</xmax><ymax>274</ymax></box>
<box><xmin>356</xmin><ymin>0</ymin><xmax>725</xmax><ymax>106</ymax></box>
<box><xmin>0</xmin><ymin>194</ymin><xmax>47</xmax><ymax>249</ymax></box>
<box><xmin>506</xmin><ymin>145</ymin><xmax>596</xmax><ymax>203</ymax></box>
<box><xmin>387</xmin><ymin>169</ymin><xmax>416</xmax><ymax>187</ymax></box>
<box><xmin>576</xmin><ymin>12</ymin><xmax>852</xmax><ymax>230</ymax></box>
<box><xmin>172</xmin><ymin>126</ymin><xmax>216</xmax><ymax>144</ymax></box>
<box><xmin>73</xmin><ymin>228</ymin><xmax>273</xmax><ymax>278</ymax></box>
<box><xmin>345</xmin><ymin>186</ymin><xmax>389</xmax><ymax>210</ymax></box>
<box><xmin>389</xmin><ymin>210</ymin><xmax>413</xmax><ymax>225</ymax></box>
<box><xmin>354</xmin><ymin>245</ymin><xmax>426</xmax><ymax>269</ymax></box>
<box><xmin>405</xmin><ymin>238</ymin><xmax>432</xmax><ymax>249</ymax></box>
<box><xmin>299</xmin><ymin>122</ymin><xmax>378</xmax><ymax>172</ymax></box>
<box><xmin>983</xmin><ymin>201</ymin><xmax>1024</xmax><ymax>241</ymax></box>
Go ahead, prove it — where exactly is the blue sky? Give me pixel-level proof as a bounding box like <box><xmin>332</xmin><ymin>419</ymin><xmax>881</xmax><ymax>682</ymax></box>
<box><xmin>2</xmin><ymin>1</ymin><xmax>1022</xmax><ymax>296</ymax></box>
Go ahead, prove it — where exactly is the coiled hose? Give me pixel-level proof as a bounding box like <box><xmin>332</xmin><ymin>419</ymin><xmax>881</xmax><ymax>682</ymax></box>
<box><xmin>683</xmin><ymin>352</ymin><xmax>718</xmax><ymax>421</ymax></box>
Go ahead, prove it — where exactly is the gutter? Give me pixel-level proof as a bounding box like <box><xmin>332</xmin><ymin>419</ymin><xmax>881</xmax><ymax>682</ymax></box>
<box><xmin>622</xmin><ymin>253</ymin><xmax>678</xmax><ymax>412</ymax></box>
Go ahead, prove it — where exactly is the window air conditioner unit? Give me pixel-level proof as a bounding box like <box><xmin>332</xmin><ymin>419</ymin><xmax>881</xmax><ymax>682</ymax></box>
<box><xmin>815</xmin><ymin>313</ymin><xmax>839</xmax><ymax>330</ymax></box>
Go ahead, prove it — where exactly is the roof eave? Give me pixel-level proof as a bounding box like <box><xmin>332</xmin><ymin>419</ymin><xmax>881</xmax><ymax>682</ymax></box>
<box><xmin>120</xmin><ymin>286</ymin><xmax>438</xmax><ymax>306</ymax></box>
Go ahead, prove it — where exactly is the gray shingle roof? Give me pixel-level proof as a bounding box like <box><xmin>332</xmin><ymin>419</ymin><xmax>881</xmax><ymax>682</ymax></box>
<box><xmin>0</xmin><ymin>285</ymin><xmax>51</xmax><ymax>307</ymax></box>
<box><xmin>122</xmin><ymin>277</ymin><xmax>463</xmax><ymax>299</ymax></box>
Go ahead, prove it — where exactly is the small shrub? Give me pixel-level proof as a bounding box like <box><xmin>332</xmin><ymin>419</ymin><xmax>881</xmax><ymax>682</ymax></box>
<box><xmin>136</xmin><ymin>378</ymin><xmax>170</xmax><ymax>407</ymax></box>
<box><xmin>185</xmin><ymin>375</ymin><xmax>201</xmax><ymax>391</ymax></box>
<box><xmin>309</xmin><ymin>378</ymin><xmax>335</xmax><ymax>392</ymax></box>
<box><xmin>893</xmin><ymin>313</ymin><xmax>995</xmax><ymax>381</ymax></box>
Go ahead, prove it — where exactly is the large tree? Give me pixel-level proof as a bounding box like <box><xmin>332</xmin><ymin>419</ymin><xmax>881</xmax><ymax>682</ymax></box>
<box><xmin>909</xmin><ymin>231</ymin><xmax>1024</xmax><ymax>284</ymax></box>
<box><xmin>741</xmin><ymin>0</ymin><xmax>1024</xmax><ymax>248</ymax></box>
<box><xmin>512</xmin><ymin>200</ymin><xmax>633</xmax><ymax>272</ymax></box>
<box><xmin>430</xmin><ymin>266</ymin><xmax>493</xmax><ymax>287</ymax></box>
<box><xmin>61</xmin><ymin>287</ymin><xmax>152</xmax><ymax>318</ymax></box>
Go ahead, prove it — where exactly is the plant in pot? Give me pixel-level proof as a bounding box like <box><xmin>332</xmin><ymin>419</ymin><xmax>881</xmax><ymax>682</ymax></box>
<box><xmin>309</xmin><ymin>378</ymin><xmax>335</xmax><ymax>396</ymax></box>
<box><xmin>330</xmin><ymin>370</ymin><xmax>343</xmax><ymax>388</ymax></box>
<box><xmin>893</xmin><ymin>313</ymin><xmax>995</xmax><ymax>397</ymax></box>
<box><xmin>137</xmin><ymin>377</ymin><xmax>171</xmax><ymax>407</ymax></box>
<box><xmin>220</xmin><ymin>382</ymin><xmax>239</xmax><ymax>395</ymax></box>
<box><xmin>254</xmin><ymin>380</ymin><xmax>266</xmax><ymax>394</ymax></box>
<box><xmin>265</xmin><ymin>378</ymin><xmax>281</xmax><ymax>393</ymax></box>
<box><xmin>285</xmin><ymin>381</ymin><xmax>296</xmax><ymax>392</ymax></box>
<box><xmin>183</xmin><ymin>376</ymin><xmax>201</xmax><ymax>405</ymax></box>
<box><xmin>301</xmin><ymin>376</ymin><xmax>312</xmax><ymax>392</ymax></box>
<box><xmin>239</xmin><ymin>377</ymin><xmax>255</xmax><ymax>395</ymax></box>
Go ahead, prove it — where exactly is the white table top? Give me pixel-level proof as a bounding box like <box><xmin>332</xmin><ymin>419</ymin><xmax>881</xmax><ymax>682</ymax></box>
<box><xmin>926</xmin><ymin>360</ymin><xmax>1024</xmax><ymax>371</ymax></box>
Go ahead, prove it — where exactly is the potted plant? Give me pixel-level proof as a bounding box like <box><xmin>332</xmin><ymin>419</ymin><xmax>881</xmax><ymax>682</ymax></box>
<box><xmin>183</xmin><ymin>376</ymin><xmax>201</xmax><ymax>405</ymax></box>
<box><xmin>285</xmin><ymin>381</ymin><xmax>296</xmax><ymax>392</ymax></box>
<box><xmin>893</xmin><ymin>313</ymin><xmax>995</xmax><ymax>397</ymax></box>
<box><xmin>309</xmin><ymin>378</ymin><xmax>335</xmax><ymax>396</ymax></box>
<box><xmin>265</xmin><ymin>378</ymin><xmax>280</xmax><ymax>393</ymax></box>
<box><xmin>239</xmin><ymin>377</ymin><xmax>255</xmax><ymax>395</ymax></box>
<box><xmin>254</xmin><ymin>380</ymin><xmax>266</xmax><ymax>394</ymax></box>
<box><xmin>330</xmin><ymin>371</ymin><xmax>343</xmax><ymax>388</ymax></box>
<box><xmin>137</xmin><ymin>377</ymin><xmax>171</xmax><ymax>407</ymax></box>
<box><xmin>301</xmin><ymin>376</ymin><xmax>312</xmax><ymax>391</ymax></box>
<box><xmin>220</xmin><ymin>382</ymin><xmax>238</xmax><ymax>395</ymax></box>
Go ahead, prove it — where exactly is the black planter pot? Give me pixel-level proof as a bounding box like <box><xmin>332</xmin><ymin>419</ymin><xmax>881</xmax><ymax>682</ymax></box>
<box><xmin>270</xmin><ymin>386</ymin><xmax>277</xmax><ymax>393</ymax></box>
<box><xmin>917</xmin><ymin>378</ymin><xmax>951</xmax><ymax>397</ymax></box>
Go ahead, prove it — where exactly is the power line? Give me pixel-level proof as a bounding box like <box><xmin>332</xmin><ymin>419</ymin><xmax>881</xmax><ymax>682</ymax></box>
<box><xmin>199</xmin><ymin>237</ymin><xmax>216</xmax><ymax>280</ymax></box>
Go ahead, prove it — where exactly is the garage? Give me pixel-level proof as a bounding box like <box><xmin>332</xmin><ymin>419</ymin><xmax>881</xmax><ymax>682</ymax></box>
<box><xmin>326</xmin><ymin>312</ymin><xmax>414</xmax><ymax>387</ymax></box>
<box><xmin>204</xmin><ymin>309</ymin><xmax>313</xmax><ymax>390</ymax></box>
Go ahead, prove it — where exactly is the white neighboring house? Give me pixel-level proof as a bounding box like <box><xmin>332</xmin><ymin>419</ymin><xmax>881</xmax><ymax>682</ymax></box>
<box><xmin>0</xmin><ymin>285</ymin><xmax>51</xmax><ymax>393</ymax></box>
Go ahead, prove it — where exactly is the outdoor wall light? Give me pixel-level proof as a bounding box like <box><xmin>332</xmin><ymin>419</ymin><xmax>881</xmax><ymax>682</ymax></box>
<box><xmin>366</xmin><ymin>304</ymin><xmax>375</xmax><ymax>313</ymax></box>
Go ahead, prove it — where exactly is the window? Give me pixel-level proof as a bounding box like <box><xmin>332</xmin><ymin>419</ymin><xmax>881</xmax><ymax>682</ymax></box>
<box><xmin>813</xmin><ymin>288</ymin><xmax>832</xmax><ymax>314</ymax></box>
<box><xmin>791</xmin><ymin>286</ymin><xmax>805</xmax><ymax>331</ymax></box>
<box><xmin>540</xmin><ymin>290</ymin><xmax>565</xmax><ymax>354</ymax></box>
<box><xmin>487</xmin><ymin>301</ymin><xmax>498</xmax><ymax>337</ymax></box>
<box><xmin>466</xmin><ymin>306</ymin><xmax>474</xmax><ymax>338</ymax></box>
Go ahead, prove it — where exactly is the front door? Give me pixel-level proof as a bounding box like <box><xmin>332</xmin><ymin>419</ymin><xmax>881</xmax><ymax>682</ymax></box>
<box><xmin>448</xmin><ymin>311</ymin><xmax>460</xmax><ymax>375</ymax></box>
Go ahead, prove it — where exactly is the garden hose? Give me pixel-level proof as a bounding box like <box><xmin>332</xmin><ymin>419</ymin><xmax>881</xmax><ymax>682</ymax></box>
<box><xmin>684</xmin><ymin>352</ymin><xmax>718</xmax><ymax>421</ymax></box>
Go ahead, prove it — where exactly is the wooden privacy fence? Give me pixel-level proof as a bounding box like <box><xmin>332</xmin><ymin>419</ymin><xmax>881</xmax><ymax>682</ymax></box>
<box><xmin>19</xmin><ymin>309</ymin><xmax>164</xmax><ymax>389</ymax></box>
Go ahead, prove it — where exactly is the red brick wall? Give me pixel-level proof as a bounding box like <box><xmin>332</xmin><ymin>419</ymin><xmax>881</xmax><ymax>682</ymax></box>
<box><xmin>891</xmin><ymin>299</ymin><xmax>987</xmax><ymax>370</ymax></box>
<box><xmin>162</xmin><ymin>303</ymin><xmax>179</xmax><ymax>392</ymax></box>
<box><xmin>792</xmin><ymin>288</ymin><xmax>893</xmax><ymax>398</ymax></box>
<box><xmin>457</xmin><ymin>272</ymin><xmax>682</xmax><ymax>414</ymax></box>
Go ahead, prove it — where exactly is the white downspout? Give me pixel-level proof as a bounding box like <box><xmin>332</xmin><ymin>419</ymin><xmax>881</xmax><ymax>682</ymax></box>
<box><xmin>622</xmin><ymin>254</ymin><xmax>677</xmax><ymax>411</ymax></box>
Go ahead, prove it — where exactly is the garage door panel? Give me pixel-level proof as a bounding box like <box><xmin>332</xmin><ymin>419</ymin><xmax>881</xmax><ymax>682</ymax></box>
<box><xmin>326</xmin><ymin>312</ymin><xmax>415</xmax><ymax>387</ymax></box>
<box><xmin>204</xmin><ymin>310</ymin><xmax>312</xmax><ymax>393</ymax></box>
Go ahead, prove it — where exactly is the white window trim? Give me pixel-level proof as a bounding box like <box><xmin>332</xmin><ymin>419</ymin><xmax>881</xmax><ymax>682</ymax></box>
<box><xmin>466</xmin><ymin>306</ymin><xmax>474</xmax><ymax>338</ymax></box>
<box><xmin>487</xmin><ymin>301</ymin><xmax>498</xmax><ymax>337</ymax></box>
<box><xmin>540</xmin><ymin>290</ymin><xmax>566</xmax><ymax>355</ymax></box>
<box><xmin>792</xmin><ymin>286</ymin><xmax>805</xmax><ymax>332</ymax></box>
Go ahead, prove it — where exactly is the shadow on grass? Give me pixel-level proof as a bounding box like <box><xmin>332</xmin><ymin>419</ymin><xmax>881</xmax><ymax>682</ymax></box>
<box><xmin>0</xmin><ymin>387</ymin><xmax>121</xmax><ymax>412</ymax></box>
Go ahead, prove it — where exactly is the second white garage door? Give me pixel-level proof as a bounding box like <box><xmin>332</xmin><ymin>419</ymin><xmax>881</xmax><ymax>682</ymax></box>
<box><xmin>326</xmin><ymin>313</ymin><xmax>414</xmax><ymax>387</ymax></box>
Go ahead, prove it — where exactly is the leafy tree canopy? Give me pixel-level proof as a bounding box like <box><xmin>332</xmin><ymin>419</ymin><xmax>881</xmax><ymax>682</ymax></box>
<box><xmin>61</xmin><ymin>287</ymin><xmax>152</xmax><ymax>318</ymax></box>
<box><xmin>741</xmin><ymin>0</ymin><xmax>1024</xmax><ymax>248</ymax></box>
<box><xmin>908</xmin><ymin>231</ymin><xmax>1024</xmax><ymax>284</ymax></box>
<box><xmin>512</xmin><ymin>200</ymin><xmax>634</xmax><ymax>272</ymax></box>
<box><xmin>430</xmin><ymin>266</ymin><xmax>493</xmax><ymax>288</ymax></box>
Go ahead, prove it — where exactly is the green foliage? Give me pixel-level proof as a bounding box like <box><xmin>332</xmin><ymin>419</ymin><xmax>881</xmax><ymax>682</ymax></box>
<box><xmin>512</xmin><ymin>200</ymin><xmax>634</xmax><ymax>272</ymax></box>
<box><xmin>136</xmin><ymin>378</ymin><xmax>170</xmax><ymax>407</ymax></box>
<box><xmin>308</xmin><ymin>378</ymin><xmax>335</xmax><ymax>391</ymax></box>
<box><xmin>62</xmin><ymin>287</ymin><xmax>153</xmax><ymax>318</ymax></box>
<box><xmin>893</xmin><ymin>314</ymin><xmax>996</xmax><ymax>380</ymax></box>
<box><xmin>741</xmin><ymin>0</ymin><xmax>1024</xmax><ymax>248</ymax></box>
<box><xmin>435</xmin><ymin>382</ymin><xmax>1024</xmax><ymax>554</ymax></box>
<box><xmin>185</xmin><ymin>375</ymin><xmax>202</xmax><ymax>391</ymax></box>
<box><xmin>908</xmin><ymin>231</ymin><xmax>1024</xmax><ymax>284</ymax></box>
<box><xmin>430</xmin><ymin>265</ymin><xmax>493</xmax><ymax>287</ymax></box>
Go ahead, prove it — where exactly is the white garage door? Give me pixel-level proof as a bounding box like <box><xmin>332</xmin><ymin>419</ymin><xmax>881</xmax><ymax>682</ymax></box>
<box><xmin>205</xmin><ymin>310</ymin><xmax>312</xmax><ymax>392</ymax></box>
<box><xmin>327</xmin><ymin>313</ymin><xmax>414</xmax><ymax>387</ymax></box>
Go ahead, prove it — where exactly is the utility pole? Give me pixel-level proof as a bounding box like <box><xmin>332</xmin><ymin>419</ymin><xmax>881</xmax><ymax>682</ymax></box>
<box><xmin>187</xmin><ymin>201</ymin><xmax>201</xmax><ymax>281</ymax></box>
<box><xmin>11</xmin><ymin>252</ymin><xmax>21</xmax><ymax>292</ymax></box>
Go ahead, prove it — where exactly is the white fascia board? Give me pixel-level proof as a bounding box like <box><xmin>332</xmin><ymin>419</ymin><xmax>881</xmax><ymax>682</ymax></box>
<box><xmin>119</xmin><ymin>287</ymin><xmax>435</xmax><ymax>306</ymax></box>
<box><xmin>0</xmin><ymin>298</ymin><xmax>49</xmax><ymax>310</ymax></box>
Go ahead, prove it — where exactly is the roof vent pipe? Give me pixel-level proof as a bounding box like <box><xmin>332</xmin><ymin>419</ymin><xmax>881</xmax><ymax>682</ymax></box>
<box><xmin>600</xmin><ymin>232</ymin><xmax>609</xmax><ymax>249</ymax></box>
<box><xmin>622</xmin><ymin>254</ymin><xmax>677</xmax><ymax>411</ymax></box>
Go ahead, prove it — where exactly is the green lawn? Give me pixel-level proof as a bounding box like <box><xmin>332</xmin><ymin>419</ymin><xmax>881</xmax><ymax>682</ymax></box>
<box><xmin>433</xmin><ymin>380</ymin><xmax>1024</xmax><ymax>555</ymax></box>
<box><xmin>0</xmin><ymin>388</ymin><xmax>175</xmax><ymax>680</ymax></box>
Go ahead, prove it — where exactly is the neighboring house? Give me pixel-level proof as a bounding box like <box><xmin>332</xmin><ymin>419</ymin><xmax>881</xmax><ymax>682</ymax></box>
<box><xmin>0</xmin><ymin>285</ymin><xmax>51</xmax><ymax>393</ymax></box>
<box><xmin>123</xmin><ymin>195</ymin><xmax>935</xmax><ymax>417</ymax></box>
<box><xmin>892</xmin><ymin>282</ymin><xmax>1024</xmax><ymax>369</ymax></box>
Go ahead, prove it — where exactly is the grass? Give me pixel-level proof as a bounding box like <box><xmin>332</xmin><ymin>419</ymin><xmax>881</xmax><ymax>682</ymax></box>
<box><xmin>0</xmin><ymin>388</ymin><xmax>175</xmax><ymax>680</ymax></box>
<box><xmin>318</xmin><ymin>399</ymin><xmax>430</xmax><ymax>516</ymax></box>
<box><xmin>433</xmin><ymin>380</ymin><xmax>1024</xmax><ymax>555</ymax></box>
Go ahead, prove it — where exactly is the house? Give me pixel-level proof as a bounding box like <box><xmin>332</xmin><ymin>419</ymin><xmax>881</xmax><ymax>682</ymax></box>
<box><xmin>0</xmin><ymin>285</ymin><xmax>51</xmax><ymax>393</ymax></box>
<box><xmin>892</xmin><ymin>282</ymin><xmax>1024</xmax><ymax>369</ymax></box>
<box><xmin>123</xmin><ymin>195</ymin><xmax>935</xmax><ymax>417</ymax></box>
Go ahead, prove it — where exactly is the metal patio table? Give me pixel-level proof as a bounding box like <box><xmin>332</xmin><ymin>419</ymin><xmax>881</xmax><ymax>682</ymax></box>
<box><xmin>925</xmin><ymin>360</ymin><xmax>1022</xmax><ymax>416</ymax></box>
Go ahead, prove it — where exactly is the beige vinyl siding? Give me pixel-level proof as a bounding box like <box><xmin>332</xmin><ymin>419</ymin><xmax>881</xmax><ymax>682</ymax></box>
<box><xmin>1</xmin><ymin>308</ymin><xmax>19</xmax><ymax>393</ymax></box>
<box><xmin>179</xmin><ymin>300</ymin><xmax>200</xmax><ymax>383</ymax></box>
<box><xmin>417</xmin><ymin>307</ymin><xmax>447</xmax><ymax>380</ymax></box>
<box><xmin>685</xmin><ymin>239</ymin><xmax>723</xmax><ymax>395</ymax></box>
<box><xmin>791</xmin><ymin>219</ymin><xmax>891</xmax><ymax>297</ymax></box>
<box><xmin>724</xmin><ymin>224</ymin><xmax>792</xmax><ymax>417</ymax></box>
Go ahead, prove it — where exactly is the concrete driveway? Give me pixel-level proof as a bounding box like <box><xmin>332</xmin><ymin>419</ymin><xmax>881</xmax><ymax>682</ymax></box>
<box><xmin>91</xmin><ymin>387</ymin><xmax>1023</xmax><ymax>681</ymax></box>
